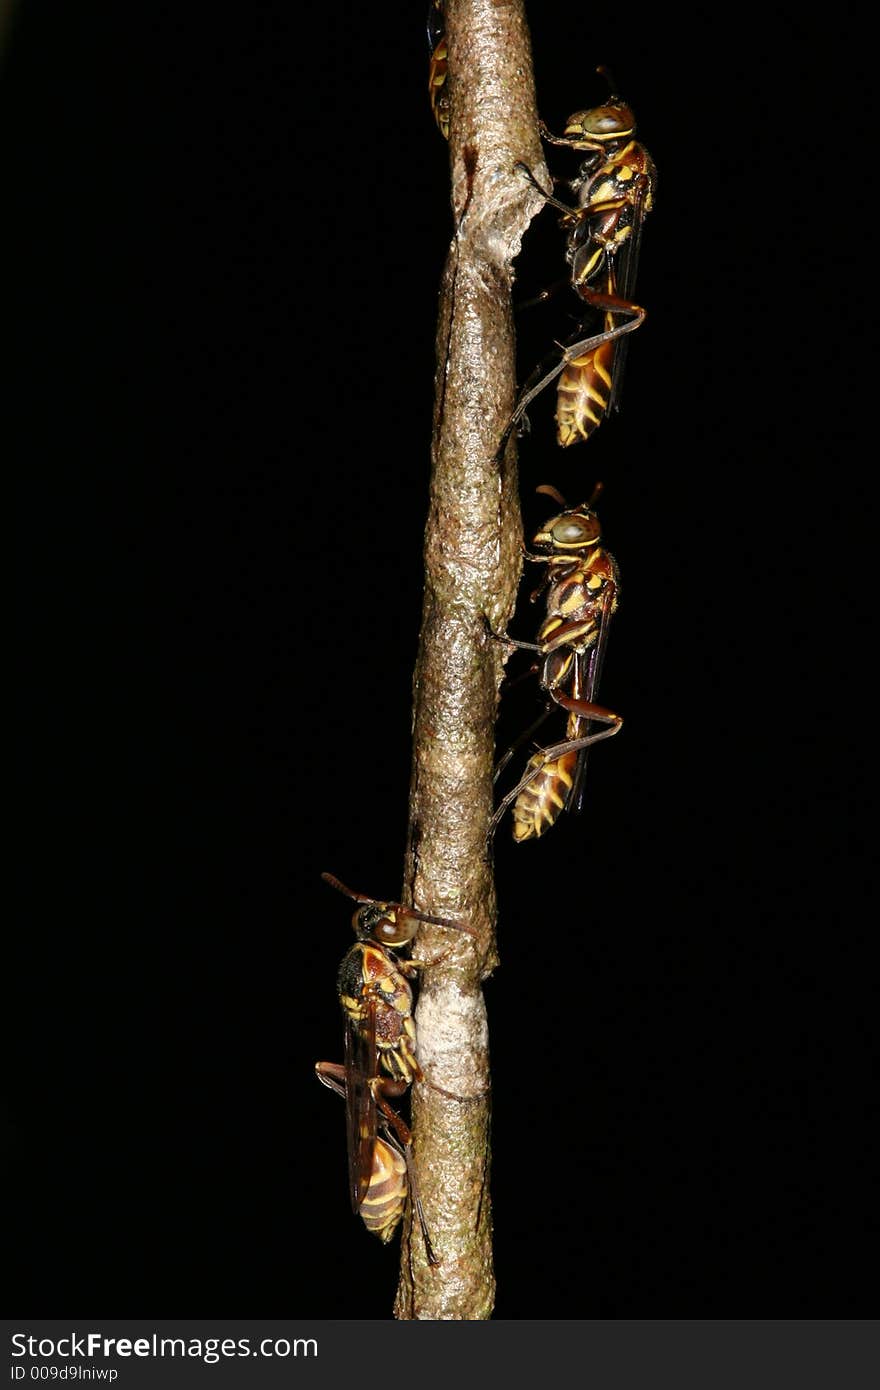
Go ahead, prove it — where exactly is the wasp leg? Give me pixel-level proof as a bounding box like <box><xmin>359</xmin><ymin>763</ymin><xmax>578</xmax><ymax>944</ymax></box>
<box><xmin>406</xmin><ymin>943</ymin><xmax>463</xmax><ymax>972</ymax></box>
<box><xmin>420</xmin><ymin>1075</ymin><xmax>492</xmax><ymax>1104</ymax></box>
<box><xmin>497</xmin><ymin>631</ymin><xmax>543</xmax><ymax>653</ymax></box>
<box><xmin>314</xmin><ymin>1061</ymin><xmax>347</xmax><ymax>1097</ymax></box>
<box><xmin>536</xmin><ymin>121</ymin><xmax>607</xmax><ymax>160</ymax></box>
<box><xmin>548</xmin><ymin>693</ymin><xmax>621</xmax><ymax>724</ymax></box>
<box><xmin>372</xmin><ymin>1081</ymin><xmax>441</xmax><ymax>1267</ymax></box>
<box><xmin>499</xmin><ymin>660</ymin><xmax>542</xmax><ymax>693</ymax></box>
<box><xmin>576</xmin><ymin>285</ymin><xmax>646</xmax><ymax>321</ymax></box>
<box><xmin>513</xmin><ymin>159</ymin><xmax>585</xmax><ymax>216</ymax></box>
<box><xmin>493</xmin><ymin>700</ymin><xmax>554</xmax><ymax>784</ymax></box>
<box><xmin>495</xmin><ymin>300</ymin><xmax>644</xmax><ymax>463</ymax></box>
<box><xmin>482</xmin><ymin>612</ymin><xmax>546</xmax><ymax>652</ymax></box>
<box><xmin>400</xmin><ymin>1139</ymin><xmax>440</xmax><ymax>1267</ymax></box>
<box><xmin>489</xmin><ymin>700</ymin><xmax>622</xmax><ymax>839</ymax></box>
<box><xmin>536</xmin><ymin>603</ymin><xmax>617</xmax><ymax>658</ymax></box>
<box><xmin>516</xmin><ymin>276</ymin><xmax>568</xmax><ymax>312</ymax></box>
<box><xmin>370</xmin><ymin>1076</ymin><xmax>412</xmax><ymax>1144</ymax></box>
<box><xmin>493</xmin><ymin>660</ymin><xmax>544</xmax><ymax>754</ymax></box>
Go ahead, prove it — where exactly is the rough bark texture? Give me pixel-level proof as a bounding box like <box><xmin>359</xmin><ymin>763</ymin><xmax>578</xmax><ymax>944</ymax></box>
<box><xmin>394</xmin><ymin>0</ymin><xmax>546</xmax><ymax>1320</ymax></box>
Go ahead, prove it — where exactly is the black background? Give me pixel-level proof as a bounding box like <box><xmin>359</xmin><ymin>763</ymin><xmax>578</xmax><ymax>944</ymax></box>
<box><xmin>8</xmin><ymin>2</ymin><xmax>873</xmax><ymax>1318</ymax></box>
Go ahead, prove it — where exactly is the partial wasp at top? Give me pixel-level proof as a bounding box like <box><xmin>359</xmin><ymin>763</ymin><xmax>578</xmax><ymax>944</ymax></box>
<box><xmin>490</xmin><ymin>485</ymin><xmax>622</xmax><ymax>842</ymax></box>
<box><xmin>427</xmin><ymin>1</ymin><xmax>450</xmax><ymax>139</ymax></box>
<box><xmin>499</xmin><ymin>70</ymin><xmax>656</xmax><ymax>457</ymax></box>
<box><xmin>314</xmin><ymin>872</ymin><xmax>475</xmax><ymax>1264</ymax></box>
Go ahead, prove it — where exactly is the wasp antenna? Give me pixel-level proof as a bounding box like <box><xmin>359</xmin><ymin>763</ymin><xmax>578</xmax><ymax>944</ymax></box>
<box><xmin>536</xmin><ymin>483</ymin><xmax>568</xmax><ymax>507</ymax></box>
<box><xmin>320</xmin><ymin>871</ymin><xmax>375</xmax><ymax>906</ymax></box>
<box><xmin>587</xmin><ymin>480</ymin><xmax>605</xmax><ymax>509</ymax></box>
<box><xmin>406</xmin><ymin>905</ymin><xmax>479</xmax><ymax>939</ymax></box>
<box><xmin>596</xmin><ymin>64</ymin><xmax>620</xmax><ymax>97</ymax></box>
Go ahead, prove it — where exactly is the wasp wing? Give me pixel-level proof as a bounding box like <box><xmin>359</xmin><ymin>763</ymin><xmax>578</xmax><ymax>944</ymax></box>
<box><xmin>605</xmin><ymin>174</ymin><xmax>650</xmax><ymax>417</ymax></box>
<box><xmin>343</xmin><ymin>992</ymin><xmax>378</xmax><ymax>1214</ymax></box>
<box><xmin>568</xmin><ymin>576</ymin><xmax>618</xmax><ymax>815</ymax></box>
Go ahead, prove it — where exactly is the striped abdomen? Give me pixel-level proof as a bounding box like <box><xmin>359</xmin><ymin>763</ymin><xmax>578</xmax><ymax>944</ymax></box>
<box><xmin>512</xmin><ymin>748</ymin><xmax>579</xmax><ymax>842</ymax></box>
<box><xmin>359</xmin><ymin>1138</ymin><xmax>407</xmax><ymax>1243</ymax></box>
<box><xmin>555</xmin><ymin>327</ymin><xmax>615</xmax><ymax>447</ymax></box>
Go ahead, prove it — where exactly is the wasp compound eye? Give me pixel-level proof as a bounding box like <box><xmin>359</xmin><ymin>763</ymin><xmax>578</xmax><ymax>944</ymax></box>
<box><xmin>376</xmin><ymin>915</ymin><xmax>417</xmax><ymax>947</ymax></box>
<box><xmin>352</xmin><ymin>902</ymin><xmax>396</xmax><ymax>941</ymax></box>
<box><xmin>350</xmin><ymin>900</ymin><xmax>411</xmax><ymax>945</ymax></box>
<box><xmin>549</xmin><ymin>516</ymin><xmax>599</xmax><ymax>545</ymax></box>
<box><xmin>579</xmin><ymin>102</ymin><xmax>635</xmax><ymax>137</ymax></box>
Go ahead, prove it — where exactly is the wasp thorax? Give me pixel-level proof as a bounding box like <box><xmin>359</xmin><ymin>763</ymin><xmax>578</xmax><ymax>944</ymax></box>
<box><xmin>566</xmin><ymin>100</ymin><xmax>635</xmax><ymax>142</ymax></box>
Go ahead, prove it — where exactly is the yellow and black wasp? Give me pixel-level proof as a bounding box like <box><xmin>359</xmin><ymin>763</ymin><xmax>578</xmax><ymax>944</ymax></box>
<box><xmin>500</xmin><ymin>71</ymin><xmax>656</xmax><ymax>454</ymax></box>
<box><xmin>491</xmin><ymin>485</ymin><xmax>623</xmax><ymax>841</ymax></box>
<box><xmin>315</xmin><ymin>872</ymin><xmax>474</xmax><ymax>1262</ymax></box>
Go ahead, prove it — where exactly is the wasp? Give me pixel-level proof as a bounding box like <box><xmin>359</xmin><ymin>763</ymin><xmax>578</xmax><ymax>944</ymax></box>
<box><xmin>427</xmin><ymin>1</ymin><xmax>450</xmax><ymax>139</ymax></box>
<box><xmin>314</xmin><ymin>872</ymin><xmax>474</xmax><ymax>1262</ymax></box>
<box><xmin>500</xmin><ymin>72</ymin><xmax>656</xmax><ymax>454</ymax></box>
<box><xmin>491</xmin><ymin>485</ymin><xmax>623</xmax><ymax>841</ymax></box>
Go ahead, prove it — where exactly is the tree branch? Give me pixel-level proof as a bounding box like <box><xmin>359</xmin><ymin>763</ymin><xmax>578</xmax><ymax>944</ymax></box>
<box><xmin>394</xmin><ymin>0</ymin><xmax>546</xmax><ymax>1320</ymax></box>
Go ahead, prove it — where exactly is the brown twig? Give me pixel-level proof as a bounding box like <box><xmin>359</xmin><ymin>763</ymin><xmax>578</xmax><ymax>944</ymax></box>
<box><xmin>393</xmin><ymin>0</ymin><xmax>546</xmax><ymax>1320</ymax></box>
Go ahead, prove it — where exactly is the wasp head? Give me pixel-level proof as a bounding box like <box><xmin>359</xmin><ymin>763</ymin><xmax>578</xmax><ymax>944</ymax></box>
<box><xmin>533</xmin><ymin>504</ymin><xmax>603</xmax><ymax>554</ymax></box>
<box><xmin>352</xmin><ymin>901</ymin><xmax>418</xmax><ymax>949</ymax></box>
<box><xmin>563</xmin><ymin>98</ymin><xmax>636</xmax><ymax>147</ymax></box>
